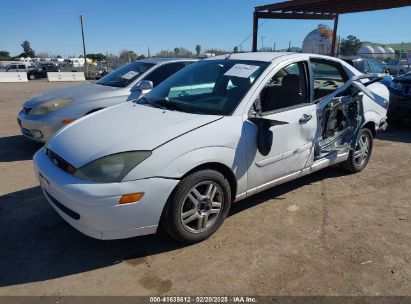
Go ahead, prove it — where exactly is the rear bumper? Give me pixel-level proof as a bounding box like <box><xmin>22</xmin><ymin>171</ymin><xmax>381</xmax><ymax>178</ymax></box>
<box><xmin>33</xmin><ymin>149</ymin><xmax>179</xmax><ymax>240</ymax></box>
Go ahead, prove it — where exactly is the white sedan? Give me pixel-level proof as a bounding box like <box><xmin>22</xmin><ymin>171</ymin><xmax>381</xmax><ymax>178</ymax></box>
<box><xmin>33</xmin><ymin>52</ymin><xmax>389</xmax><ymax>243</ymax></box>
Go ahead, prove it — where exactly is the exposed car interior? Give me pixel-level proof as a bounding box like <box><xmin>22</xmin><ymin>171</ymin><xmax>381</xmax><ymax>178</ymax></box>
<box><xmin>260</xmin><ymin>62</ymin><xmax>308</xmax><ymax>112</ymax></box>
<box><xmin>311</xmin><ymin>60</ymin><xmax>347</xmax><ymax>100</ymax></box>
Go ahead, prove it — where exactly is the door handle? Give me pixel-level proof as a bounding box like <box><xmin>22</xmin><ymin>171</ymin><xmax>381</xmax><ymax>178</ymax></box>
<box><xmin>299</xmin><ymin>114</ymin><xmax>312</xmax><ymax>124</ymax></box>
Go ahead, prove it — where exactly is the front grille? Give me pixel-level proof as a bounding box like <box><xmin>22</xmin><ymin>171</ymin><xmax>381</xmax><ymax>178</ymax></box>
<box><xmin>23</xmin><ymin>106</ymin><xmax>32</xmax><ymax>115</ymax></box>
<box><xmin>44</xmin><ymin>190</ymin><xmax>80</xmax><ymax>220</ymax></box>
<box><xmin>46</xmin><ymin>149</ymin><xmax>77</xmax><ymax>174</ymax></box>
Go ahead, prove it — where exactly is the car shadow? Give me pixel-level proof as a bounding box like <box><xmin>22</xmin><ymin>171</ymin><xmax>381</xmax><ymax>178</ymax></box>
<box><xmin>229</xmin><ymin>166</ymin><xmax>345</xmax><ymax>217</ymax></box>
<box><xmin>376</xmin><ymin>123</ymin><xmax>411</xmax><ymax>144</ymax></box>
<box><xmin>0</xmin><ymin>135</ymin><xmax>43</xmax><ymax>162</ymax></box>
<box><xmin>0</xmin><ymin>166</ymin><xmax>347</xmax><ymax>288</ymax></box>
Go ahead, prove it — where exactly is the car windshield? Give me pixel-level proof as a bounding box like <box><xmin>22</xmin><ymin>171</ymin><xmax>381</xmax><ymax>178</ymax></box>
<box><xmin>139</xmin><ymin>59</ymin><xmax>269</xmax><ymax>115</ymax></box>
<box><xmin>96</xmin><ymin>61</ymin><xmax>155</xmax><ymax>88</ymax></box>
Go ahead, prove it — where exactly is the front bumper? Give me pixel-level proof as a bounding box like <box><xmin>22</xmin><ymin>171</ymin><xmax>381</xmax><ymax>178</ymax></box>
<box><xmin>33</xmin><ymin>149</ymin><xmax>179</xmax><ymax>240</ymax></box>
<box><xmin>18</xmin><ymin>111</ymin><xmax>65</xmax><ymax>143</ymax></box>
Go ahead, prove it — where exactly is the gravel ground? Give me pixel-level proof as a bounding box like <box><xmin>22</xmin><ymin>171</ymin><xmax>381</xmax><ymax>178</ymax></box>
<box><xmin>0</xmin><ymin>80</ymin><xmax>410</xmax><ymax>296</ymax></box>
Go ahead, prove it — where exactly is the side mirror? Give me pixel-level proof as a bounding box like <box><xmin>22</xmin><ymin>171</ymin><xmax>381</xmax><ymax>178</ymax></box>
<box><xmin>132</xmin><ymin>80</ymin><xmax>153</xmax><ymax>92</ymax></box>
<box><xmin>249</xmin><ymin>114</ymin><xmax>288</xmax><ymax>156</ymax></box>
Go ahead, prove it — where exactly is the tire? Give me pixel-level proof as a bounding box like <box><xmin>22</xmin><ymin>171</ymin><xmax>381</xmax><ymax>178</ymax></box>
<box><xmin>29</xmin><ymin>74</ymin><xmax>35</xmax><ymax>80</ymax></box>
<box><xmin>162</xmin><ymin>169</ymin><xmax>232</xmax><ymax>243</ymax></box>
<box><xmin>341</xmin><ymin>128</ymin><xmax>373</xmax><ymax>173</ymax></box>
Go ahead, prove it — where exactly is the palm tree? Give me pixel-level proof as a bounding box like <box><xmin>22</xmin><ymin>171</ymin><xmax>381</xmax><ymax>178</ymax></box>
<box><xmin>195</xmin><ymin>44</ymin><xmax>201</xmax><ymax>57</ymax></box>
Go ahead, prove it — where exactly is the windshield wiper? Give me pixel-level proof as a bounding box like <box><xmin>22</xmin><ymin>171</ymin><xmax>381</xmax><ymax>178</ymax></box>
<box><xmin>133</xmin><ymin>96</ymin><xmax>162</xmax><ymax>109</ymax></box>
<box><xmin>152</xmin><ymin>99</ymin><xmax>191</xmax><ymax>113</ymax></box>
<box><xmin>133</xmin><ymin>97</ymin><xmax>191</xmax><ymax>113</ymax></box>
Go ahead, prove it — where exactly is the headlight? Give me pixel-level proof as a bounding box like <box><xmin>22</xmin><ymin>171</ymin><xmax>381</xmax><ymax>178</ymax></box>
<box><xmin>31</xmin><ymin>98</ymin><xmax>72</xmax><ymax>115</ymax></box>
<box><xmin>73</xmin><ymin>151</ymin><xmax>151</xmax><ymax>183</ymax></box>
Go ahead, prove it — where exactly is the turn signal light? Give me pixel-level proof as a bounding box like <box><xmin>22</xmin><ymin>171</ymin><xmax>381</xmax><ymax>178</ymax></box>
<box><xmin>119</xmin><ymin>193</ymin><xmax>144</xmax><ymax>204</ymax></box>
<box><xmin>62</xmin><ymin>119</ymin><xmax>76</xmax><ymax>124</ymax></box>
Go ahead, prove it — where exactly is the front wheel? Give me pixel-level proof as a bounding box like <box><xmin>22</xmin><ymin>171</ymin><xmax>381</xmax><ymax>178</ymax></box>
<box><xmin>162</xmin><ymin>170</ymin><xmax>231</xmax><ymax>243</ymax></box>
<box><xmin>29</xmin><ymin>74</ymin><xmax>36</xmax><ymax>80</ymax></box>
<box><xmin>341</xmin><ymin>128</ymin><xmax>373</xmax><ymax>173</ymax></box>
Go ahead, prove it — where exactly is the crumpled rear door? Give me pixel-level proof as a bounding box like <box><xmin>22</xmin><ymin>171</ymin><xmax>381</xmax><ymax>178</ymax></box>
<box><xmin>315</xmin><ymin>73</ymin><xmax>388</xmax><ymax>158</ymax></box>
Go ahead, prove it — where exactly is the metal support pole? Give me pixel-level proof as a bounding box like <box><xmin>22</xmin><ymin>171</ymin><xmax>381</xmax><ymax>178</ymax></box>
<box><xmin>252</xmin><ymin>12</ymin><xmax>258</xmax><ymax>52</ymax></box>
<box><xmin>80</xmin><ymin>15</ymin><xmax>88</xmax><ymax>74</ymax></box>
<box><xmin>331</xmin><ymin>14</ymin><xmax>339</xmax><ymax>57</ymax></box>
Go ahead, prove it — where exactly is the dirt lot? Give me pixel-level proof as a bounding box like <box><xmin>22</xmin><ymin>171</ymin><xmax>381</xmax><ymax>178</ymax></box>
<box><xmin>0</xmin><ymin>80</ymin><xmax>410</xmax><ymax>296</ymax></box>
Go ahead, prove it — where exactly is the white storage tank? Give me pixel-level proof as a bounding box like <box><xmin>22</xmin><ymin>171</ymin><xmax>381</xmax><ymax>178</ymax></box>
<box><xmin>357</xmin><ymin>46</ymin><xmax>375</xmax><ymax>58</ymax></box>
<box><xmin>302</xmin><ymin>25</ymin><xmax>334</xmax><ymax>55</ymax></box>
<box><xmin>384</xmin><ymin>47</ymin><xmax>395</xmax><ymax>60</ymax></box>
<box><xmin>373</xmin><ymin>46</ymin><xmax>386</xmax><ymax>60</ymax></box>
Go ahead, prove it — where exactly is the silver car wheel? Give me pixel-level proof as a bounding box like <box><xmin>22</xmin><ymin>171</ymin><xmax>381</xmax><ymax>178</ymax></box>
<box><xmin>180</xmin><ymin>181</ymin><xmax>223</xmax><ymax>233</ymax></box>
<box><xmin>354</xmin><ymin>134</ymin><xmax>370</xmax><ymax>167</ymax></box>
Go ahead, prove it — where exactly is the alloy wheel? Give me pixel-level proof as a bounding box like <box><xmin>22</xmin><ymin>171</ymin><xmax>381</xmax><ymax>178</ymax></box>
<box><xmin>354</xmin><ymin>133</ymin><xmax>370</xmax><ymax>167</ymax></box>
<box><xmin>180</xmin><ymin>181</ymin><xmax>223</xmax><ymax>233</ymax></box>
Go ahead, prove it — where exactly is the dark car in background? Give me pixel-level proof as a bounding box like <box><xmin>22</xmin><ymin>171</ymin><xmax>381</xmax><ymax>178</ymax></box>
<box><xmin>344</xmin><ymin>58</ymin><xmax>393</xmax><ymax>88</ymax></box>
<box><xmin>27</xmin><ymin>63</ymin><xmax>60</xmax><ymax>80</ymax></box>
<box><xmin>388</xmin><ymin>72</ymin><xmax>411</xmax><ymax>123</ymax></box>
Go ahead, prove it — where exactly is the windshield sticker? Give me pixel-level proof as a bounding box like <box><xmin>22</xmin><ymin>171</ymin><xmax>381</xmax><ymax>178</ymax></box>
<box><xmin>224</xmin><ymin>64</ymin><xmax>260</xmax><ymax>78</ymax></box>
<box><xmin>121</xmin><ymin>71</ymin><xmax>138</xmax><ymax>80</ymax></box>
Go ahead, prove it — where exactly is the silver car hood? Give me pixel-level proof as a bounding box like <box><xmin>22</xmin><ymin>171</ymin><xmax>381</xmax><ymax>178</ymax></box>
<box><xmin>25</xmin><ymin>82</ymin><xmax>126</xmax><ymax>107</ymax></box>
<box><xmin>47</xmin><ymin>102</ymin><xmax>222</xmax><ymax>168</ymax></box>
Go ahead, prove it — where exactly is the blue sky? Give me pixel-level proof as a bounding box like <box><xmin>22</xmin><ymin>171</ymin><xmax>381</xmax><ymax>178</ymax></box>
<box><xmin>1</xmin><ymin>0</ymin><xmax>411</xmax><ymax>57</ymax></box>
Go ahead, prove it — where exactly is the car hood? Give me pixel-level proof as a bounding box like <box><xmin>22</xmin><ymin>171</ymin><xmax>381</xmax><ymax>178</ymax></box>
<box><xmin>24</xmin><ymin>82</ymin><xmax>127</xmax><ymax>108</ymax></box>
<box><xmin>395</xmin><ymin>74</ymin><xmax>411</xmax><ymax>83</ymax></box>
<box><xmin>47</xmin><ymin>102</ymin><xmax>223</xmax><ymax>168</ymax></box>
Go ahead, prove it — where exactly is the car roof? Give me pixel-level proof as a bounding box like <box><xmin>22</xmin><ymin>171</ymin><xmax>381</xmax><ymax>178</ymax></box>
<box><xmin>206</xmin><ymin>52</ymin><xmax>353</xmax><ymax>63</ymax></box>
<box><xmin>138</xmin><ymin>58</ymin><xmax>198</xmax><ymax>64</ymax></box>
<box><xmin>207</xmin><ymin>52</ymin><xmax>292</xmax><ymax>62</ymax></box>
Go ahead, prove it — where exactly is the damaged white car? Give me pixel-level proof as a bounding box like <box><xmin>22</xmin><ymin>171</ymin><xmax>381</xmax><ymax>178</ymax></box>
<box><xmin>33</xmin><ymin>52</ymin><xmax>389</xmax><ymax>243</ymax></box>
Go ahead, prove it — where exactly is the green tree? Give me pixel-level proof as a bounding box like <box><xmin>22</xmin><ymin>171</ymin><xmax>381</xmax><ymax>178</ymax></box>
<box><xmin>20</xmin><ymin>40</ymin><xmax>35</xmax><ymax>57</ymax></box>
<box><xmin>233</xmin><ymin>46</ymin><xmax>239</xmax><ymax>53</ymax></box>
<box><xmin>174</xmin><ymin>47</ymin><xmax>180</xmax><ymax>57</ymax></box>
<box><xmin>0</xmin><ymin>51</ymin><xmax>11</xmax><ymax>60</ymax></box>
<box><xmin>86</xmin><ymin>53</ymin><xmax>106</xmax><ymax>62</ymax></box>
<box><xmin>195</xmin><ymin>44</ymin><xmax>201</xmax><ymax>57</ymax></box>
<box><xmin>119</xmin><ymin>49</ymin><xmax>138</xmax><ymax>62</ymax></box>
<box><xmin>340</xmin><ymin>35</ymin><xmax>362</xmax><ymax>56</ymax></box>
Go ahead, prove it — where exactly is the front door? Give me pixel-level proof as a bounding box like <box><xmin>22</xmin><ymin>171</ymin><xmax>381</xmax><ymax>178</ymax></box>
<box><xmin>245</xmin><ymin>61</ymin><xmax>317</xmax><ymax>192</ymax></box>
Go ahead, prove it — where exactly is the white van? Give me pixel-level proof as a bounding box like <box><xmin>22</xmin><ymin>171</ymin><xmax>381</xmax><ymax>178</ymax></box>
<box><xmin>5</xmin><ymin>62</ymin><xmax>36</xmax><ymax>72</ymax></box>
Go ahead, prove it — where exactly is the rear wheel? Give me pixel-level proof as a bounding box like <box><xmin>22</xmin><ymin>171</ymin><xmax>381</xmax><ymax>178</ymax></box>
<box><xmin>162</xmin><ymin>170</ymin><xmax>231</xmax><ymax>243</ymax></box>
<box><xmin>29</xmin><ymin>74</ymin><xmax>36</xmax><ymax>80</ymax></box>
<box><xmin>341</xmin><ymin>128</ymin><xmax>373</xmax><ymax>173</ymax></box>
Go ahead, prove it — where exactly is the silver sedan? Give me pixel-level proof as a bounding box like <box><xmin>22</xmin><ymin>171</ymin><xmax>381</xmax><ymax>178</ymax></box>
<box><xmin>18</xmin><ymin>58</ymin><xmax>195</xmax><ymax>142</ymax></box>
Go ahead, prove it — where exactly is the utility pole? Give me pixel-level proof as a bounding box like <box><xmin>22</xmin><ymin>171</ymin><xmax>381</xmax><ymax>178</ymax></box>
<box><xmin>261</xmin><ymin>36</ymin><xmax>265</xmax><ymax>51</ymax></box>
<box><xmin>147</xmin><ymin>47</ymin><xmax>151</xmax><ymax>58</ymax></box>
<box><xmin>79</xmin><ymin>15</ymin><xmax>88</xmax><ymax>74</ymax></box>
<box><xmin>397</xmin><ymin>42</ymin><xmax>404</xmax><ymax>75</ymax></box>
<box><xmin>288</xmin><ymin>41</ymin><xmax>291</xmax><ymax>52</ymax></box>
<box><xmin>273</xmin><ymin>43</ymin><xmax>276</xmax><ymax>52</ymax></box>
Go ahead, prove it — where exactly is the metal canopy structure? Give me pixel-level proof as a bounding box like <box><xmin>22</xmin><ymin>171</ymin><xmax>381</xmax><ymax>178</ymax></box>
<box><xmin>252</xmin><ymin>0</ymin><xmax>411</xmax><ymax>55</ymax></box>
